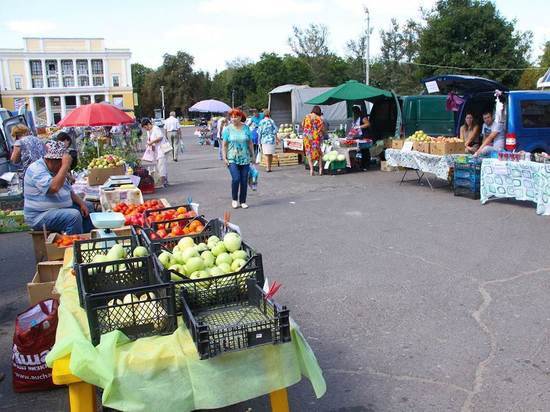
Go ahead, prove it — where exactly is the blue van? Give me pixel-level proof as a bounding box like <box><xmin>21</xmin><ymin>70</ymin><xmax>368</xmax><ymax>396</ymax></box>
<box><xmin>419</xmin><ymin>75</ymin><xmax>550</xmax><ymax>152</ymax></box>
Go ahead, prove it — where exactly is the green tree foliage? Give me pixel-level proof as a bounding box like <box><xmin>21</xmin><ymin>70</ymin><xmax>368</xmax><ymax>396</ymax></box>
<box><xmin>418</xmin><ymin>0</ymin><xmax>532</xmax><ymax>87</ymax></box>
<box><xmin>131</xmin><ymin>63</ymin><xmax>153</xmax><ymax>117</ymax></box>
<box><xmin>517</xmin><ymin>41</ymin><xmax>550</xmax><ymax>89</ymax></box>
<box><xmin>288</xmin><ymin>24</ymin><xmax>330</xmax><ymax>59</ymax></box>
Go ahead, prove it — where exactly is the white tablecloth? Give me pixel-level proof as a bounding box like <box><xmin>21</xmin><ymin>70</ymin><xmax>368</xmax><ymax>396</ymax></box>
<box><xmin>480</xmin><ymin>159</ymin><xmax>550</xmax><ymax>216</ymax></box>
<box><xmin>385</xmin><ymin>149</ymin><xmax>458</xmax><ymax>180</ymax></box>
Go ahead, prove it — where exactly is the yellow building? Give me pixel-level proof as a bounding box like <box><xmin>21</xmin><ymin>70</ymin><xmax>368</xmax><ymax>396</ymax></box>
<box><xmin>0</xmin><ymin>37</ymin><xmax>134</xmax><ymax>125</ymax></box>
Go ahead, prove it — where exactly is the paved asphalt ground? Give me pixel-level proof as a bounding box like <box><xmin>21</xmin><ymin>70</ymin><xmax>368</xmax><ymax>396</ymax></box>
<box><xmin>1</xmin><ymin>127</ymin><xmax>549</xmax><ymax>411</ymax></box>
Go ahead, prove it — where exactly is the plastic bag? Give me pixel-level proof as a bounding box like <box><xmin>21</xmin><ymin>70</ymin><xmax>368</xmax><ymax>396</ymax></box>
<box><xmin>12</xmin><ymin>299</ymin><xmax>59</xmax><ymax>392</ymax></box>
<box><xmin>248</xmin><ymin>165</ymin><xmax>259</xmax><ymax>191</ymax></box>
<box><xmin>142</xmin><ymin>146</ymin><xmax>155</xmax><ymax>162</ymax></box>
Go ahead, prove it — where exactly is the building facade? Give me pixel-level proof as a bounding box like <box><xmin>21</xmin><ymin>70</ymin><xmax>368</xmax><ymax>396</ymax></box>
<box><xmin>0</xmin><ymin>37</ymin><xmax>134</xmax><ymax>125</ymax></box>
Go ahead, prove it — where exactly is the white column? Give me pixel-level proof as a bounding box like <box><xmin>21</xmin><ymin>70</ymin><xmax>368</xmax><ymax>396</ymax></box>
<box><xmin>24</xmin><ymin>59</ymin><xmax>32</xmax><ymax>90</ymax></box>
<box><xmin>0</xmin><ymin>59</ymin><xmax>5</xmax><ymax>90</ymax></box>
<box><xmin>29</xmin><ymin>96</ymin><xmax>36</xmax><ymax>118</ymax></box>
<box><xmin>126</xmin><ymin>59</ymin><xmax>132</xmax><ymax>88</ymax></box>
<box><xmin>60</xmin><ymin>95</ymin><xmax>67</xmax><ymax>118</ymax></box>
<box><xmin>91</xmin><ymin>94</ymin><xmax>95</xmax><ymax>104</ymax></box>
<box><xmin>76</xmin><ymin>94</ymin><xmax>81</xmax><ymax>107</ymax></box>
<box><xmin>73</xmin><ymin>59</ymin><xmax>77</xmax><ymax>87</ymax></box>
<box><xmin>87</xmin><ymin>59</ymin><xmax>92</xmax><ymax>87</ymax></box>
<box><xmin>57</xmin><ymin>59</ymin><xmax>62</xmax><ymax>88</ymax></box>
<box><xmin>103</xmin><ymin>58</ymin><xmax>109</xmax><ymax>88</ymax></box>
<box><xmin>3</xmin><ymin>60</ymin><xmax>11</xmax><ymax>90</ymax></box>
<box><xmin>41</xmin><ymin>59</ymin><xmax>47</xmax><ymax>88</ymax></box>
<box><xmin>45</xmin><ymin>96</ymin><xmax>53</xmax><ymax>125</ymax></box>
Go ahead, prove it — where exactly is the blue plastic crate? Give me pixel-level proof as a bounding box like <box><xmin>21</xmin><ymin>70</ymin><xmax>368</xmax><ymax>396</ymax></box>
<box><xmin>454</xmin><ymin>177</ymin><xmax>480</xmax><ymax>190</ymax></box>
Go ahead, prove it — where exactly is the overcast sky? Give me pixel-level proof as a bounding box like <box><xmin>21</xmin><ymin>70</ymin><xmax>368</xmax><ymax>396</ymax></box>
<box><xmin>0</xmin><ymin>0</ymin><xmax>548</xmax><ymax>74</ymax></box>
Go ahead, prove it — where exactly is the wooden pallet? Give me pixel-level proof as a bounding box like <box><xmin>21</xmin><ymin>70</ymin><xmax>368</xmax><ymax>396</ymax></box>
<box><xmin>260</xmin><ymin>153</ymin><xmax>299</xmax><ymax>167</ymax></box>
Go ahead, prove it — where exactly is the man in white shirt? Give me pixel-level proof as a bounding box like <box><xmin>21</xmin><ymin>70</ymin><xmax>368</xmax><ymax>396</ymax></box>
<box><xmin>164</xmin><ymin>111</ymin><xmax>181</xmax><ymax>161</ymax></box>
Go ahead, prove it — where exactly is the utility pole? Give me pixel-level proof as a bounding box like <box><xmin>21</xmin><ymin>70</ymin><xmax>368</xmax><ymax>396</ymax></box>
<box><xmin>364</xmin><ymin>6</ymin><xmax>370</xmax><ymax>85</ymax></box>
<box><xmin>231</xmin><ymin>88</ymin><xmax>235</xmax><ymax>108</ymax></box>
<box><xmin>160</xmin><ymin>85</ymin><xmax>165</xmax><ymax>118</ymax></box>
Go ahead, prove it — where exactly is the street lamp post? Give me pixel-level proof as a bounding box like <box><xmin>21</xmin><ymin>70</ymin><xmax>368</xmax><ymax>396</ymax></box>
<box><xmin>364</xmin><ymin>6</ymin><xmax>370</xmax><ymax>85</ymax></box>
<box><xmin>160</xmin><ymin>85</ymin><xmax>165</xmax><ymax>119</ymax></box>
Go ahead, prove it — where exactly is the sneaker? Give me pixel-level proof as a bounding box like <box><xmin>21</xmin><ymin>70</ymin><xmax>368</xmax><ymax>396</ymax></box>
<box><xmin>232</xmin><ymin>200</ymin><xmax>239</xmax><ymax>209</ymax></box>
<box><xmin>241</xmin><ymin>203</ymin><xmax>249</xmax><ymax>209</ymax></box>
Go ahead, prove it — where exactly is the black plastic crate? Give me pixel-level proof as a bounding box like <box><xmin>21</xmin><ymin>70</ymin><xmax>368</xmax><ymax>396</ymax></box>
<box><xmin>454</xmin><ymin>185</ymin><xmax>480</xmax><ymax>200</ymax></box>
<box><xmin>150</xmin><ymin>226</ymin><xmax>264</xmax><ymax>313</ymax></box>
<box><xmin>144</xmin><ymin>204</ymin><xmax>195</xmax><ymax>229</ymax></box>
<box><xmin>181</xmin><ymin>278</ymin><xmax>290</xmax><ymax>359</ymax></box>
<box><xmin>85</xmin><ymin>282</ymin><xmax>177</xmax><ymax>345</ymax></box>
<box><xmin>73</xmin><ymin>228</ymin><xmax>140</xmax><ymax>265</ymax></box>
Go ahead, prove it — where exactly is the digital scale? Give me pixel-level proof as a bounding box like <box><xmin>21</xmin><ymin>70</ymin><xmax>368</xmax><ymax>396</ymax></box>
<box><xmin>90</xmin><ymin>212</ymin><xmax>126</xmax><ymax>238</ymax></box>
<box><xmin>101</xmin><ymin>175</ymin><xmax>138</xmax><ymax>191</ymax></box>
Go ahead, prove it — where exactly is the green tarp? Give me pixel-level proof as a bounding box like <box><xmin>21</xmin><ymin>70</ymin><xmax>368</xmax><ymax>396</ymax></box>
<box><xmin>46</xmin><ymin>259</ymin><xmax>326</xmax><ymax>412</ymax></box>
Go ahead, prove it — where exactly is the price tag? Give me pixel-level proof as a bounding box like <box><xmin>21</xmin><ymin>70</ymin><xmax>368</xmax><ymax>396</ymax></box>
<box><xmin>324</xmin><ymin>161</ymin><xmax>330</xmax><ymax>169</ymax></box>
<box><xmin>425</xmin><ymin>80</ymin><xmax>440</xmax><ymax>94</ymax></box>
<box><xmin>402</xmin><ymin>141</ymin><xmax>413</xmax><ymax>152</ymax></box>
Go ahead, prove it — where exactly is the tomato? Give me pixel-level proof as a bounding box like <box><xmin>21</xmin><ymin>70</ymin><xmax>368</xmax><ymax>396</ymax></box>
<box><xmin>156</xmin><ymin>229</ymin><xmax>167</xmax><ymax>238</ymax></box>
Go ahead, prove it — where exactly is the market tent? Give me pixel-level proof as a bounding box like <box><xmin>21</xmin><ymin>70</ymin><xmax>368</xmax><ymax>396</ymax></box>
<box><xmin>306</xmin><ymin>80</ymin><xmax>393</xmax><ymax>105</ymax></box>
<box><xmin>57</xmin><ymin>103</ymin><xmax>134</xmax><ymax>127</ymax></box>
<box><xmin>268</xmin><ymin>84</ymin><xmax>347</xmax><ymax>126</ymax></box>
<box><xmin>188</xmin><ymin>99</ymin><xmax>231</xmax><ymax>113</ymax></box>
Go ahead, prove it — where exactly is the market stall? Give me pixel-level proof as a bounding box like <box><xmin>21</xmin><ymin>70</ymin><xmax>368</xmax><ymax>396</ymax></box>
<box><xmin>480</xmin><ymin>158</ymin><xmax>550</xmax><ymax>215</ymax></box>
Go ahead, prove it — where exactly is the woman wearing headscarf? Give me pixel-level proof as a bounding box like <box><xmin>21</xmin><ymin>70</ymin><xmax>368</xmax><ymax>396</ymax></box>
<box><xmin>302</xmin><ymin>105</ymin><xmax>325</xmax><ymax>176</ymax></box>
<box><xmin>10</xmin><ymin>124</ymin><xmax>45</xmax><ymax>181</ymax></box>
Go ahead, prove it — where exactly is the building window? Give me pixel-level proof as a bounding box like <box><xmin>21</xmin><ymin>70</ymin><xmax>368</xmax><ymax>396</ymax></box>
<box><xmin>76</xmin><ymin>60</ymin><xmax>89</xmax><ymax>87</ymax></box>
<box><xmin>112</xmin><ymin>95</ymin><xmax>124</xmax><ymax>108</ymax></box>
<box><xmin>91</xmin><ymin>59</ymin><xmax>104</xmax><ymax>87</ymax></box>
<box><xmin>14</xmin><ymin>76</ymin><xmax>22</xmax><ymax>90</ymax></box>
<box><xmin>45</xmin><ymin>59</ymin><xmax>58</xmax><ymax>88</ymax></box>
<box><xmin>61</xmin><ymin>60</ymin><xmax>74</xmax><ymax>87</ymax></box>
<box><xmin>112</xmin><ymin>74</ymin><xmax>120</xmax><ymax>87</ymax></box>
<box><xmin>30</xmin><ymin>60</ymin><xmax>43</xmax><ymax>88</ymax></box>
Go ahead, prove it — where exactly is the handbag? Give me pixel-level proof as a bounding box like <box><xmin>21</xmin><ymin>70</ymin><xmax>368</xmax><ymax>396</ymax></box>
<box><xmin>160</xmin><ymin>141</ymin><xmax>173</xmax><ymax>154</ymax></box>
<box><xmin>142</xmin><ymin>146</ymin><xmax>155</xmax><ymax>162</ymax></box>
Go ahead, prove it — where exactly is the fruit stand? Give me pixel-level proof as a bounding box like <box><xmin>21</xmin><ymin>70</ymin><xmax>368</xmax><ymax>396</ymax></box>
<box><xmin>43</xmin><ymin>206</ymin><xmax>326</xmax><ymax>411</ymax></box>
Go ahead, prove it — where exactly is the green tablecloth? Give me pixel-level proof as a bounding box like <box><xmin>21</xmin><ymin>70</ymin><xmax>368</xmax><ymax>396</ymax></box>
<box><xmin>480</xmin><ymin>159</ymin><xmax>550</xmax><ymax>215</ymax></box>
<box><xmin>46</xmin><ymin>259</ymin><xmax>326</xmax><ymax>411</ymax></box>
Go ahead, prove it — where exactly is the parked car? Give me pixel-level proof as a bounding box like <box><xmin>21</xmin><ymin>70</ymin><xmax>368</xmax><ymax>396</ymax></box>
<box><xmin>0</xmin><ymin>111</ymin><xmax>32</xmax><ymax>175</ymax></box>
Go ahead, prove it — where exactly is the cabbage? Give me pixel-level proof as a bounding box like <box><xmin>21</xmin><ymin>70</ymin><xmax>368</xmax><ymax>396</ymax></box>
<box><xmin>201</xmin><ymin>251</ymin><xmax>215</xmax><ymax>267</ymax></box>
<box><xmin>186</xmin><ymin>257</ymin><xmax>204</xmax><ymax>273</ymax></box>
<box><xmin>231</xmin><ymin>258</ymin><xmax>246</xmax><ymax>272</ymax></box>
<box><xmin>223</xmin><ymin>232</ymin><xmax>242</xmax><ymax>253</ymax></box>
<box><xmin>216</xmin><ymin>252</ymin><xmax>233</xmax><ymax>266</ymax></box>
<box><xmin>133</xmin><ymin>246</ymin><xmax>148</xmax><ymax>257</ymax></box>
<box><xmin>336</xmin><ymin>154</ymin><xmax>345</xmax><ymax>161</ymax></box>
<box><xmin>181</xmin><ymin>247</ymin><xmax>199</xmax><ymax>263</ymax></box>
<box><xmin>328</xmin><ymin>153</ymin><xmax>338</xmax><ymax>162</ymax></box>
<box><xmin>322</xmin><ymin>154</ymin><xmax>329</xmax><ymax>162</ymax></box>
<box><xmin>158</xmin><ymin>252</ymin><xmax>172</xmax><ymax>268</ymax></box>
<box><xmin>231</xmin><ymin>250</ymin><xmax>248</xmax><ymax>260</ymax></box>
<box><xmin>217</xmin><ymin>262</ymin><xmax>231</xmax><ymax>274</ymax></box>
<box><xmin>211</xmin><ymin>242</ymin><xmax>227</xmax><ymax>257</ymax></box>
<box><xmin>178</xmin><ymin>237</ymin><xmax>195</xmax><ymax>250</ymax></box>
<box><xmin>195</xmin><ymin>242</ymin><xmax>208</xmax><ymax>252</ymax></box>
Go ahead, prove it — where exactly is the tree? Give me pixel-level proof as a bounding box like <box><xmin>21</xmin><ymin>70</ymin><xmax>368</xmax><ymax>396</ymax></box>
<box><xmin>282</xmin><ymin>55</ymin><xmax>312</xmax><ymax>85</ymax></box>
<box><xmin>345</xmin><ymin>31</ymin><xmax>368</xmax><ymax>82</ymax></box>
<box><xmin>517</xmin><ymin>41</ymin><xmax>550</xmax><ymax>89</ymax></box>
<box><xmin>288</xmin><ymin>24</ymin><xmax>330</xmax><ymax>59</ymax></box>
<box><xmin>418</xmin><ymin>0</ymin><xmax>532</xmax><ymax>87</ymax></box>
<box><xmin>131</xmin><ymin>63</ymin><xmax>154</xmax><ymax>117</ymax></box>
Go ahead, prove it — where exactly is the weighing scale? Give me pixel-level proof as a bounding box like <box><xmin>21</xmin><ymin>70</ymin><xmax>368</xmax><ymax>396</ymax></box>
<box><xmin>101</xmin><ymin>175</ymin><xmax>137</xmax><ymax>190</ymax></box>
<box><xmin>90</xmin><ymin>212</ymin><xmax>126</xmax><ymax>239</ymax></box>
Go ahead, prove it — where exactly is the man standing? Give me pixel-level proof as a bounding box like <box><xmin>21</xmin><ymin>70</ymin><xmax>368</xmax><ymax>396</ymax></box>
<box><xmin>164</xmin><ymin>111</ymin><xmax>181</xmax><ymax>161</ymax></box>
<box><xmin>24</xmin><ymin>140</ymin><xmax>93</xmax><ymax>234</ymax></box>
<box><xmin>475</xmin><ymin>111</ymin><xmax>505</xmax><ymax>156</ymax></box>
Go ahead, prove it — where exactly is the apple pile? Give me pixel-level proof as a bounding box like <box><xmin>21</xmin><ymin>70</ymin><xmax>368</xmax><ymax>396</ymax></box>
<box><xmin>157</xmin><ymin>232</ymin><xmax>247</xmax><ymax>281</ymax></box>
<box><xmin>148</xmin><ymin>216</ymin><xmax>204</xmax><ymax>239</ymax></box>
<box><xmin>88</xmin><ymin>154</ymin><xmax>124</xmax><ymax>169</ymax></box>
<box><xmin>146</xmin><ymin>207</ymin><xmax>197</xmax><ymax>226</ymax></box>
<box><xmin>277</xmin><ymin>123</ymin><xmax>298</xmax><ymax>139</ymax></box>
<box><xmin>113</xmin><ymin>199</ymin><xmax>165</xmax><ymax>226</ymax></box>
<box><xmin>407</xmin><ymin>130</ymin><xmax>431</xmax><ymax>142</ymax></box>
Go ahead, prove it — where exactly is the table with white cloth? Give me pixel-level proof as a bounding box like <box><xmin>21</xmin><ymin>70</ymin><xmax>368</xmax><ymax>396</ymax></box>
<box><xmin>385</xmin><ymin>148</ymin><xmax>458</xmax><ymax>188</ymax></box>
<box><xmin>480</xmin><ymin>158</ymin><xmax>550</xmax><ymax>215</ymax></box>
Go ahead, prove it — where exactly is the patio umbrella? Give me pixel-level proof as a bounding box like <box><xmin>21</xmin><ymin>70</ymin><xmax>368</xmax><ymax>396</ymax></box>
<box><xmin>57</xmin><ymin>103</ymin><xmax>134</xmax><ymax>127</ymax></box>
<box><xmin>188</xmin><ymin>99</ymin><xmax>231</xmax><ymax>113</ymax></box>
<box><xmin>306</xmin><ymin>80</ymin><xmax>392</xmax><ymax>105</ymax></box>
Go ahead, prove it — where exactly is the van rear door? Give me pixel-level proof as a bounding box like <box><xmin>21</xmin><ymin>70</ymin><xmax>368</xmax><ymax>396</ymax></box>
<box><xmin>421</xmin><ymin>75</ymin><xmax>508</xmax><ymax>95</ymax></box>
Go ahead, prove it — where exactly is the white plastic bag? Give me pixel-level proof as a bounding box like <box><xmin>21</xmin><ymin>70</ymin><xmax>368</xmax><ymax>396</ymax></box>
<box><xmin>142</xmin><ymin>147</ymin><xmax>155</xmax><ymax>163</ymax></box>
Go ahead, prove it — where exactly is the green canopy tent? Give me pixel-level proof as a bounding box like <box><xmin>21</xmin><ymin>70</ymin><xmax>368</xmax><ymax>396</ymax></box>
<box><xmin>306</xmin><ymin>80</ymin><xmax>401</xmax><ymax>137</ymax></box>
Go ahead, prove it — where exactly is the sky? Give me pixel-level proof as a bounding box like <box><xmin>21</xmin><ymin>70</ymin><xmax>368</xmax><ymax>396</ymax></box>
<box><xmin>0</xmin><ymin>0</ymin><xmax>548</xmax><ymax>74</ymax></box>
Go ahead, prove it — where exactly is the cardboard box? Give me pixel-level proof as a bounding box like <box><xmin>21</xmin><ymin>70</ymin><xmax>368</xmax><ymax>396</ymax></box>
<box><xmin>27</xmin><ymin>261</ymin><xmax>63</xmax><ymax>305</ymax></box>
<box><xmin>430</xmin><ymin>140</ymin><xmax>466</xmax><ymax>155</ymax></box>
<box><xmin>30</xmin><ymin>230</ymin><xmax>50</xmax><ymax>263</ymax></box>
<box><xmin>413</xmin><ymin>141</ymin><xmax>431</xmax><ymax>153</ymax></box>
<box><xmin>87</xmin><ymin>165</ymin><xmax>126</xmax><ymax>186</ymax></box>
<box><xmin>100</xmin><ymin>187</ymin><xmax>143</xmax><ymax>211</ymax></box>
<box><xmin>380</xmin><ymin>161</ymin><xmax>399</xmax><ymax>172</ymax></box>
<box><xmin>45</xmin><ymin>233</ymin><xmax>91</xmax><ymax>260</ymax></box>
<box><xmin>91</xmin><ymin>225</ymin><xmax>133</xmax><ymax>238</ymax></box>
<box><xmin>391</xmin><ymin>139</ymin><xmax>406</xmax><ymax>149</ymax></box>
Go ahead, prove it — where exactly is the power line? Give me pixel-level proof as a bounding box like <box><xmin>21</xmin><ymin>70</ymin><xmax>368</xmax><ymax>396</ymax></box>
<box><xmin>402</xmin><ymin>61</ymin><xmax>547</xmax><ymax>71</ymax></box>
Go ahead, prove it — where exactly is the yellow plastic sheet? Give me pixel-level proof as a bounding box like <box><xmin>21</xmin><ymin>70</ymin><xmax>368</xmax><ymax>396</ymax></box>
<box><xmin>46</xmin><ymin>259</ymin><xmax>326</xmax><ymax>411</ymax></box>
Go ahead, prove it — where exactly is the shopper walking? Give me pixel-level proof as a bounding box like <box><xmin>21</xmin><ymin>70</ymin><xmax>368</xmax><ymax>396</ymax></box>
<box><xmin>302</xmin><ymin>105</ymin><xmax>325</xmax><ymax>176</ymax></box>
<box><xmin>222</xmin><ymin>108</ymin><xmax>255</xmax><ymax>209</ymax></box>
<box><xmin>164</xmin><ymin>111</ymin><xmax>181</xmax><ymax>161</ymax></box>
<box><xmin>217</xmin><ymin>117</ymin><xmax>228</xmax><ymax>160</ymax></box>
<box><xmin>257</xmin><ymin>109</ymin><xmax>278</xmax><ymax>172</ymax></box>
<box><xmin>141</xmin><ymin>118</ymin><xmax>169</xmax><ymax>187</ymax></box>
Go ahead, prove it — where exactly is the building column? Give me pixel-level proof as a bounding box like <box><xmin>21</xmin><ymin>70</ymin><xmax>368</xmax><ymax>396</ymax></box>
<box><xmin>103</xmin><ymin>58</ymin><xmax>109</xmax><ymax>88</ymax></box>
<box><xmin>3</xmin><ymin>59</ymin><xmax>11</xmax><ymax>90</ymax></box>
<box><xmin>24</xmin><ymin>59</ymin><xmax>32</xmax><ymax>90</ymax></box>
<box><xmin>126</xmin><ymin>59</ymin><xmax>132</xmax><ymax>88</ymax></box>
<box><xmin>87</xmin><ymin>59</ymin><xmax>92</xmax><ymax>87</ymax></box>
<box><xmin>29</xmin><ymin>96</ymin><xmax>36</xmax><ymax>118</ymax></box>
<box><xmin>60</xmin><ymin>95</ymin><xmax>67</xmax><ymax>118</ymax></box>
<box><xmin>0</xmin><ymin>59</ymin><xmax>4</xmax><ymax>90</ymax></box>
<box><xmin>76</xmin><ymin>94</ymin><xmax>81</xmax><ymax>107</ymax></box>
<box><xmin>45</xmin><ymin>96</ymin><xmax>53</xmax><ymax>126</ymax></box>
<box><xmin>41</xmin><ymin>59</ymin><xmax>47</xmax><ymax>88</ymax></box>
<box><xmin>57</xmin><ymin>59</ymin><xmax>63</xmax><ymax>88</ymax></box>
<box><xmin>91</xmin><ymin>94</ymin><xmax>95</xmax><ymax>104</ymax></box>
<box><xmin>73</xmin><ymin>59</ymin><xmax>77</xmax><ymax>87</ymax></box>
